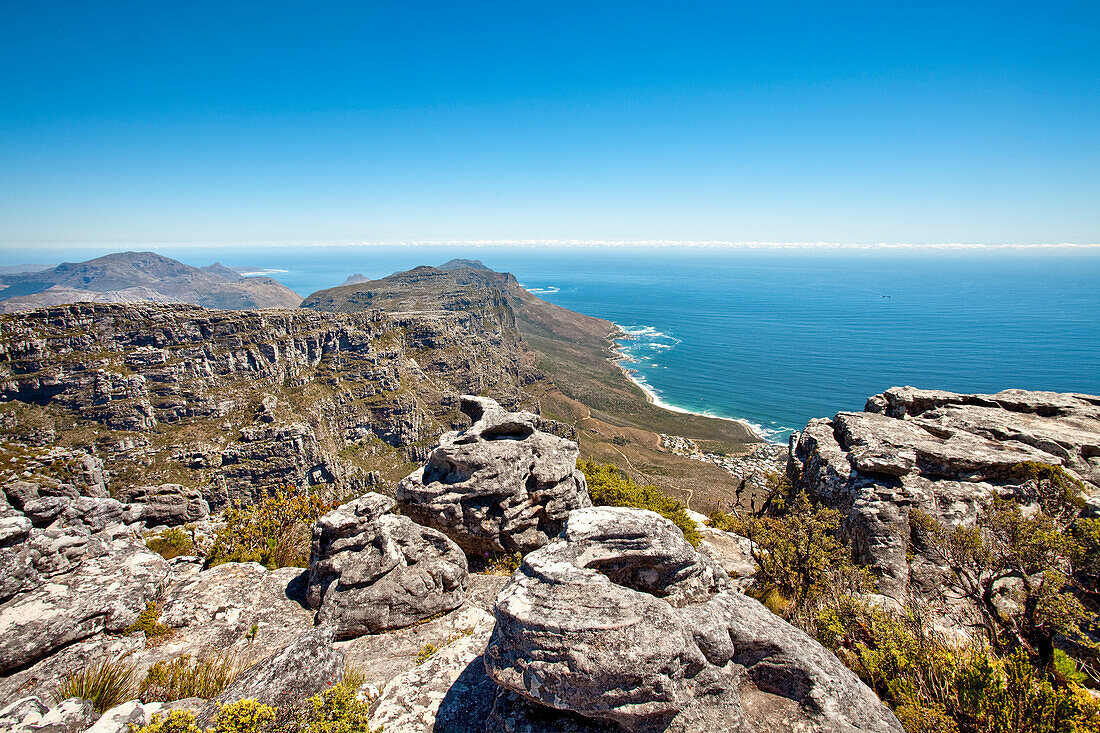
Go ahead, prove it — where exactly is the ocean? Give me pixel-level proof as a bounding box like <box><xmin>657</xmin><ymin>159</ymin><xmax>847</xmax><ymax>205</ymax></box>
<box><xmin>4</xmin><ymin>245</ymin><xmax>1099</xmax><ymax>441</ymax></box>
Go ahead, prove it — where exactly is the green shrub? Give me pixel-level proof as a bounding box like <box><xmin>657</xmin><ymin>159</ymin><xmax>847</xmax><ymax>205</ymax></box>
<box><xmin>579</xmin><ymin>460</ymin><xmax>700</xmax><ymax>547</ymax></box>
<box><xmin>206</xmin><ymin>490</ymin><xmax>327</xmax><ymax>570</ymax></box>
<box><xmin>129</xmin><ymin>709</ymin><xmax>203</xmax><ymax>733</ymax></box>
<box><xmin>130</xmin><ymin>673</ymin><xmax>378</xmax><ymax>733</ymax></box>
<box><xmin>815</xmin><ymin>598</ymin><xmax>1100</xmax><ymax>733</ymax></box>
<box><xmin>139</xmin><ymin>653</ymin><xmax>246</xmax><ymax>702</ymax></box>
<box><xmin>711</xmin><ymin>492</ymin><xmax>870</xmax><ymax>625</ymax></box>
<box><xmin>474</xmin><ymin>552</ymin><xmax>523</xmax><ymax>576</ymax></box>
<box><xmin>55</xmin><ymin>657</ymin><xmax>138</xmax><ymax>713</ymax></box>
<box><xmin>124</xmin><ymin>602</ymin><xmax>173</xmax><ymax>639</ymax></box>
<box><xmin>146</xmin><ymin>528</ymin><xmax>194</xmax><ymax>560</ymax></box>
<box><xmin>209</xmin><ymin>699</ymin><xmax>276</xmax><ymax>733</ymax></box>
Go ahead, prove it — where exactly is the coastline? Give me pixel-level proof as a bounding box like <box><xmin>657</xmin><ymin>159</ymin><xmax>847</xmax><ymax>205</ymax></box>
<box><xmin>607</xmin><ymin>324</ymin><xmax>777</xmax><ymax>445</ymax></box>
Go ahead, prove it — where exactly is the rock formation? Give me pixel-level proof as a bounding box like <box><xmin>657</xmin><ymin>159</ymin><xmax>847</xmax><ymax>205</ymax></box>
<box><xmin>306</xmin><ymin>492</ymin><xmax>468</xmax><ymax>637</ymax></box>
<box><xmin>483</xmin><ymin>506</ymin><xmax>903</xmax><ymax>732</ymax></box>
<box><xmin>0</xmin><ymin>302</ymin><xmax>542</xmax><ymax>510</ymax></box>
<box><xmin>198</xmin><ymin>625</ymin><xmax>344</xmax><ymax>726</ymax></box>
<box><xmin>396</xmin><ymin>395</ymin><xmax>592</xmax><ymax>555</ymax></box>
<box><xmin>788</xmin><ymin>387</ymin><xmax>1100</xmax><ymax>599</ymax></box>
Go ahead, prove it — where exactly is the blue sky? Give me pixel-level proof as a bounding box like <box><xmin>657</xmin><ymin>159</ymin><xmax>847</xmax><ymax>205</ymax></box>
<box><xmin>1</xmin><ymin>1</ymin><xmax>1097</xmax><ymax>249</ymax></box>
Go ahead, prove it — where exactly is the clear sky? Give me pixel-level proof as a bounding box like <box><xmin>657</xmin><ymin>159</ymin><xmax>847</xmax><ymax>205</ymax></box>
<box><xmin>1</xmin><ymin>1</ymin><xmax>1097</xmax><ymax>249</ymax></box>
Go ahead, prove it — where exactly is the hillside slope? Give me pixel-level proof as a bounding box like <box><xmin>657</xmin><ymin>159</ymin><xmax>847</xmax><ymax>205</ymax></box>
<box><xmin>302</xmin><ymin>263</ymin><xmax>764</xmax><ymax>512</ymax></box>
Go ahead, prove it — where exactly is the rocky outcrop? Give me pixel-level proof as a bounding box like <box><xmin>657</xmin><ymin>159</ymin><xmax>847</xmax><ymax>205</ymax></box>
<box><xmin>788</xmin><ymin>387</ymin><xmax>1100</xmax><ymax>599</ymax></box>
<box><xmin>306</xmin><ymin>492</ymin><xmax>468</xmax><ymax>638</ymax></box>
<box><xmin>0</xmin><ymin>696</ymin><xmax>95</xmax><ymax>733</ymax></box>
<box><xmin>483</xmin><ymin>507</ymin><xmax>902</xmax><ymax>732</ymax></box>
<box><xmin>396</xmin><ymin>396</ymin><xmax>591</xmax><ymax>555</ymax></box>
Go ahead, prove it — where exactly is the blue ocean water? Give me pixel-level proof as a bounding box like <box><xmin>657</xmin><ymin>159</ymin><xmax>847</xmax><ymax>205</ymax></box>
<box><xmin>4</xmin><ymin>245</ymin><xmax>1098</xmax><ymax>440</ymax></box>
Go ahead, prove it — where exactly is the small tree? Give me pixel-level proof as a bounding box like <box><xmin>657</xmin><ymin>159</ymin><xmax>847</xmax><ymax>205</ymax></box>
<box><xmin>911</xmin><ymin>464</ymin><xmax>1096</xmax><ymax>670</ymax></box>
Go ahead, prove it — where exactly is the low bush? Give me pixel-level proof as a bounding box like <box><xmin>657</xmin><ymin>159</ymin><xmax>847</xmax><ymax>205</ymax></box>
<box><xmin>709</xmin><ymin>492</ymin><xmax>871</xmax><ymax>626</ymax></box>
<box><xmin>206</xmin><ymin>490</ymin><xmax>327</xmax><ymax>570</ymax></box>
<box><xmin>146</xmin><ymin>527</ymin><xmax>194</xmax><ymax>560</ymax></box>
<box><xmin>55</xmin><ymin>657</ymin><xmax>137</xmax><ymax>713</ymax></box>
<box><xmin>579</xmin><ymin>460</ymin><xmax>700</xmax><ymax>547</ymax></box>
<box><xmin>139</xmin><ymin>653</ymin><xmax>246</xmax><ymax>702</ymax></box>
<box><xmin>124</xmin><ymin>602</ymin><xmax>174</xmax><ymax>640</ymax></box>
<box><xmin>130</xmin><ymin>672</ymin><xmax>378</xmax><ymax>733</ymax></box>
<box><xmin>815</xmin><ymin>598</ymin><xmax>1100</xmax><ymax>733</ymax></box>
<box><xmin>472</xmin><ymin>552</ymin><xmax>523</xmax><ymax>576</ymax></box>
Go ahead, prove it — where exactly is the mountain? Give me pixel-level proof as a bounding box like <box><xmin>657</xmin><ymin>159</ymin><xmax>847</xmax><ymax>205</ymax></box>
<box><xmin>437</xmin><ymin>258</ymin><xmax>491</xmax><ymax>271</ymax></box>
<box><xmin>342</xmin><ymin>273</ymin><xmax>370</xmax><ymax>285</ymax></box>
<box><xmin>0</xmin><ymin>251</ymin><xmax>302</xmax><ymax>311</ymax></box>
<box><xmin>301</xmin><ymin>261</ymin><xmax>760</xmax><ymax>510</ymax></box>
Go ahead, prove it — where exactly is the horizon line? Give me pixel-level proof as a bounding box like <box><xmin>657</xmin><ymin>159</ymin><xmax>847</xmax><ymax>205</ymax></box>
<box><xmin>4</xmin><ymin>240</ymin><xmax>1100</xmax><ymax>252</ymax></box>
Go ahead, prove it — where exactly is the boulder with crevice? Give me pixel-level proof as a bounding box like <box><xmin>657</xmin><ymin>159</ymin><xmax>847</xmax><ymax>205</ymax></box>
<box><xmin>396</xmin><ymin>395</ymin><xmax>591</xmax><ymax>555</ymax></box>
<box><xmin>306</xmin><ymin>492</ymin><xmax>468</xmax><ymax>638</ymax></box>
<box><xmin>483</xmin><ymin>506</ymin><xmax>903</xmax><ymax>733</ymax></box>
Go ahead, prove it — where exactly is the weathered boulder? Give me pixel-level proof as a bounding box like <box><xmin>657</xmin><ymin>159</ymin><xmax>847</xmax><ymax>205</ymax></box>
<box><xmin>0</xmin><ymin>537</ymin><xmax>170</xmax><ymax>674</ymax></box>
<box><xmin>0</xmin><ymin>696</ymin><xmax>95</xmax><ymax>733</ymax></box>
<box><xmin>306</xmin><ymin>492</ymin><xmax>468</xmax><ymax>638</ymax></box>
<box><xmin>484</xmin><ymin>507</ymin><xmax>902</xmax><ymax>733</ymax></box>
<box><xmin>396</xmin><ymin>396</ymin><xmax>591</xmax><ymax>555</ymax></box>
<box><xmin>84</xmin><ymin>700</ymin><xmax>165</xmax><ymax>733</ymax></box>
<box><xmin>788</xmin><ymin>387</ymin><xmax>1100</xmax><ymax>599</ymax></box>
<box><xmin>123</xmin><ymin>484</ymin><xmax>209</xmax><ymax>526</ymax></box>
<box><xmin>200</xmin><ymin>625</ymin><xmax>343</xmax><ymax>725</ymax></box>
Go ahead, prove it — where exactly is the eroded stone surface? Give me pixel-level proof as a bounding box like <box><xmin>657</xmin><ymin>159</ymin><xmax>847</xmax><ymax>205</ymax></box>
<box><xmin>306</xmin><ymin>492</ymin><xmax>468</xmax><ymax>638</ymax></box>
<box><xmin>483</xmin><ymin>507</ymin><xmax>902</xmax><ymax>733</ymax></box>
<box><xmin>397</xmin><ymin>396</ymin><xmax>591</xmax><ymax>555</ymax></box>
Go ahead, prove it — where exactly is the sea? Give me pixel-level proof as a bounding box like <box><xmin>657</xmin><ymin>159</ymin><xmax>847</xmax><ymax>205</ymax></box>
<box><xmin>4</xmin><ymin>244</ymin><xmax>1099</xmax><ymax>442</ymax></box>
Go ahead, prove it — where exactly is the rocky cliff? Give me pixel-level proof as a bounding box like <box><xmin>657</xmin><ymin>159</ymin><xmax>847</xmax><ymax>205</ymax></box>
<box><xmin>787</xmin><ymin>386</ymin><xmax>1100</xmax><ymax>601</ymax></box>
<box><xmin>0</xmin><ymin>302</ymin><xmax>543</xmax><ymax>510</ymax></box>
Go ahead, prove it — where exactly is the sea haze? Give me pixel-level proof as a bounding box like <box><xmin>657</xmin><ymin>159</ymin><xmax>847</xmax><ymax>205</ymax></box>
<box><xmin>7</xmin><ymin>245</ymin><xmax>1098</xmax><ymax>440</ymax></box>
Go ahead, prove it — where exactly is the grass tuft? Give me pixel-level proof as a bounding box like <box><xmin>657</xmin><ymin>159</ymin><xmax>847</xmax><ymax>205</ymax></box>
<box><xmin>54</xmin><ymin>657</ymin><xmax>138</xmax><ymax>713</ymax></box>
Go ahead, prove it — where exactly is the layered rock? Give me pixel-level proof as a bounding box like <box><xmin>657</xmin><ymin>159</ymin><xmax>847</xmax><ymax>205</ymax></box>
<box><xmin>0</xmin><ymin>302</ymin><xmax>543</xmax><ymax>510</ymax></box>
<box><xmin>788</xmin><ymin>387</ymin><xmax>1100</xmax><ymax>599</ymax></box>
<box><xmin>484</xmin><ymin>507</ymin><xmax>902</xmax><ymax>732</ymax></box>
<box><xmin>121</xmin><ymin>484</ymin><xmax>209</xmax><ymax>527</ymax></box>
<box><xmin>396</xmin><ymin>396</ymin><xmax>591</xmax><ymax>554</ymax></box>
<box><xmin>306</xmin><ymin>492</ymin><xmax>468</xmax><ymax>638</ymax></box>
<box><xmin>0</xmin><ymin>535</ymin><xmax>170</xmax><ymax>674</ymax></box>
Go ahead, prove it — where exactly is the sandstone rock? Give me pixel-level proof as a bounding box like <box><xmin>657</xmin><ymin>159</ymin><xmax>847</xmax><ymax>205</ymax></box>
<box><xmin>789</xmin><ymin>387</ymin><xmax>1100</xmax><ymax>599</ymax></box>
<box><xmin>397</xmin><ymin>396</ymin><xmax>591</xmax><ymax>555</ymax></box>
<box><xmin>84</xmin><ymin>700</ymin><xmax>165</xmax><ymax>733</ymax></box>
<box><xmin>0</xmin><ymin>697</ymin><xmax>94</xmax><ymax>733</ymax></box>
<box><xmin>0</xmin><ymin>634</ymin><xmax>145</xmax><ymax>709</ymax></box>
<box><xmin>122</xmin><ymin>484</ymin><xmax>209</xmax><ymax>526</ymax></box>
<box><xmin>484</xmin><ymin>507</ymin><xmax>902</xmax><ymax>732</ymax></box>
<box><xmin>200</xmin><ymin>625</ymin><xmax>343</xmax><ymax>725</ymax></box>
<box><xmin>157</xmin><ymin>562</ymin><xmax>314</xmax><ymax>661</ymax></box>
<box><xmin>0</xmin><ymin>537</ymin><xmax>170</xmax><ymax>674</ymax></box>
<box><xmin>306</xmin><ymin>492</ymin><xmax>468</xmax><ymax>638</ymax></box>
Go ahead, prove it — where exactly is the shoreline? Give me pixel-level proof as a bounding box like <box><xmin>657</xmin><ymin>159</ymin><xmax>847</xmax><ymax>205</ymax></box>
<box><xmin>607</xmin><ymin>325</ymin><xmax>779</xmax><ymax>445</ymax></box>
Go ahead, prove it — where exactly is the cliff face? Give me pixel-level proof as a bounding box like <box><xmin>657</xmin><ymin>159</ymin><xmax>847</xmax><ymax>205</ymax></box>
<box><xmin>0</xmin><ymin>252</ymin><xmax>302</xmax><ymax>312</ymax></box>
<box><xmin>0</xmin><ymin>302</ymin><xmax>543</xmax><ymax>509</ymax></box>
<box><xmin>787</xmin><ymin>386</ymin><xmax>1100</xmax><ymax>601</ymax></box>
